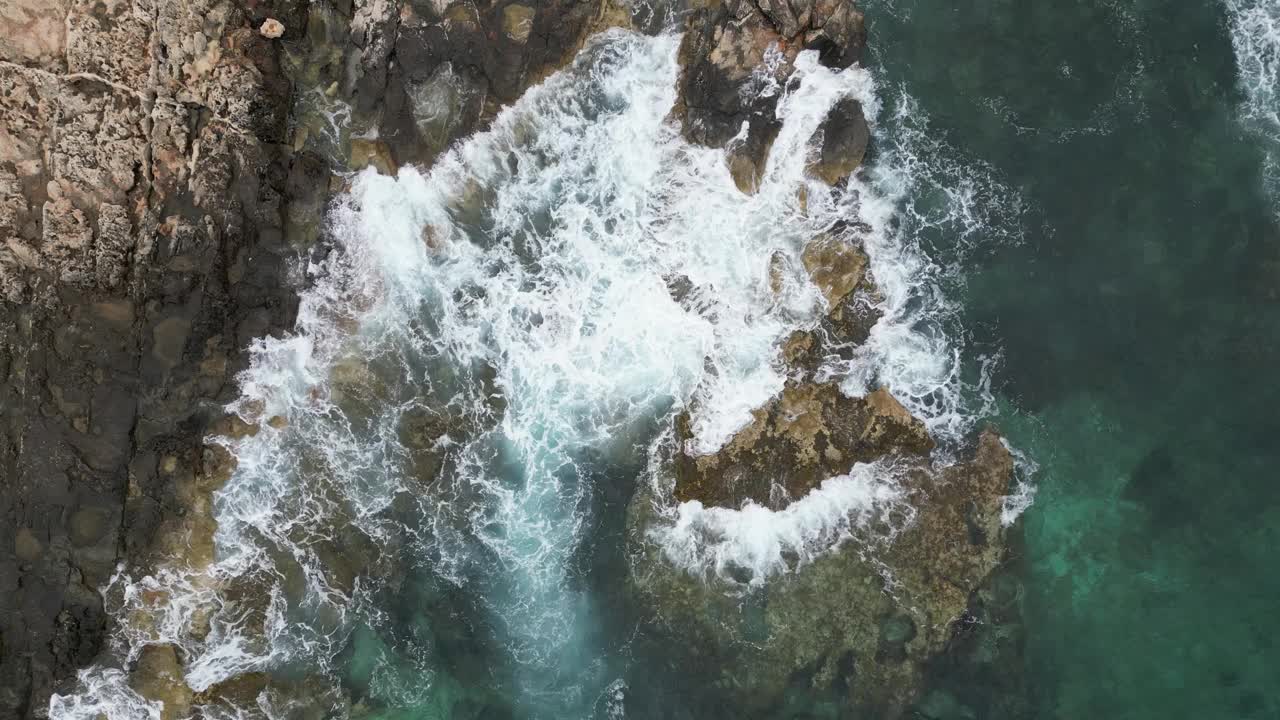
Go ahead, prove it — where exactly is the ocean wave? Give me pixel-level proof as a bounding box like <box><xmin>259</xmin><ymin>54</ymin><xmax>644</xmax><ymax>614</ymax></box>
<box><xmin>51</xmin><ymin>28</ymin><xmax>1025</xmax><ymax>718</ymax></box>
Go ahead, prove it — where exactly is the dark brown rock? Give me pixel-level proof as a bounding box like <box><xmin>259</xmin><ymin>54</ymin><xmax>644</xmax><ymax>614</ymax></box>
<box><xmin>0</xmin><ymin>0</ymin><xmax>308</xmax><ymax>714</ymax></box>
<box><xmin>674</xmin><ymin>382</ymin><xmax>933</xmax><ymax>509</ymax></box>
<box><xmin>377</xmin><ymin>0</ymin><xmax>638</xmax><ymax>169</ymax></box>
<box><xmin>671</xmin><ymin>0</ymin><xmax>868</xmax><ymax>186</ymax></box>
<box><xmin>812</xmin><ymin>96</ymin><xmax>871</xmax><ymax>185</ymax></box>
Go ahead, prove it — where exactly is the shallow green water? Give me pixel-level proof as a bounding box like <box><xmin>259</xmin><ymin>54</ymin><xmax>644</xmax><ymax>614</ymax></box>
<box><xmin>862</xmin><ymin>0</ymin><xmax>1280</xmax><ymax>716</ymax></box>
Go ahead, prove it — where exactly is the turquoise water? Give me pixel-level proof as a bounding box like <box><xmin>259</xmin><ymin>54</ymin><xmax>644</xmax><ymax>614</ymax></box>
<box><xmin>862</xmin><ymin>0</ymin><xmax>1280</xmax><ymax>716</ymax></box>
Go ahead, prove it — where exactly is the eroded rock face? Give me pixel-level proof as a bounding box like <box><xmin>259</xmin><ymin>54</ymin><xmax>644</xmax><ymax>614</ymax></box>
<box><xmin>0</xmin><ymin>0</ymin><xmax>306</xmax><ymax>714</ymax></box>
<box><xmin>1</xmin><ymin>0</ymin><xmax>649</xmax><ymax>716</ymax></box>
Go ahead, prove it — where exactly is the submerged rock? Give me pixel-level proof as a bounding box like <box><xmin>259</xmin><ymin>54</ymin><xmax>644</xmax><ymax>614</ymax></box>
<box><xmin>628</xmin><ymin>429</ymin><xmax>1015</xmax><ymax>717</ymax></box>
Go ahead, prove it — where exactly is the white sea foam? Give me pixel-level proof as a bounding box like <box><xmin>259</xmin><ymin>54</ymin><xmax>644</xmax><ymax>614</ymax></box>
<box><xmin>647</xmin><ymin>83</ymin><xmax>1030</xmax><ymax>584</ymax></box>
<box><xmin>51</xmin><ymin>27</ymin><xmax>1013</xmax><ymax>719</ymax></box>
<box><xmin>652</xmin><ymin>460</ymin><xmax>910</xmax><ymax>585</ymax></box>
<box><xmin>48</xmin><ymin>668</ymin><xmax>161</xmax><ymax>720</ymax></box>
<box><xmin>1000</xmin><ymin>436</ymin><xmax>1040</xmax><ymax>526</ymax></box>
<box><xmin>1226</xmin><ymin>0</ymin><xmax>1280</xmax><ymax>208</ymax></box>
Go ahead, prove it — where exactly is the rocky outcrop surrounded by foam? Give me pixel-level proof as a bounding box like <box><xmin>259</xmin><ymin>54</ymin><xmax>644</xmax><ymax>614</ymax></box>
<box><xmin>630</xmin><ymin>431</ymin><xmax>1014</xmax><ymax>715</ymax></box>
<box><xmin>621</xmin><ymin>1</ymin><xmax>1020</xmax><ymax>715</ymax></box>
<box><xmin>672</xmin><ymin>0</ymin><xmax>869</xmax><ymax>191</ymax></box>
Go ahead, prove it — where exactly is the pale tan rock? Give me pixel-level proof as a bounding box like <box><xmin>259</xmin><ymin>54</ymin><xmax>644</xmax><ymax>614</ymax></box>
<box><xmin>0</xmin><ymin>0</ymin><xmax>71</xmax><ymax>69</ymax></box>
<box><xmin>350</xmin><ymin>137</ymin><xmax>398</xmax><ymax>176</ymax></box>
<box><xmin>130</xmin><ymin>644</ymin><xmax>194</xmax><ymax>720</ymax></box>
<box><xmin>259</xmin><ymin>18</ymin><xmax>285</xmax><ymax>39</ymax></box>
<box><xmin>802</xmin><ymin>233</ymin><xmax>868</xmax><ymax>308</ymax></box>
<box><xmin>66</xmin><ymin>0</ymin><xmax>153</xmax><ymax>88</ymax></box>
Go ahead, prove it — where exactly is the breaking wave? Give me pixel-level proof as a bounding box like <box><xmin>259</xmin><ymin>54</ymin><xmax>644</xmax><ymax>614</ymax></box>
<box><xmin>51</xmin><ymin>27</ymin><xmax>1023</xmax><ymax>720</ymax></box>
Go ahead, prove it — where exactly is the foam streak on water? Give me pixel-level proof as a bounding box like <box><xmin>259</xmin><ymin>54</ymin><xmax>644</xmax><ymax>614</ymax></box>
<box><xmin>1226</xmin><ymin>0</ymin><xmax>1280</xmax><ymax>209</ymax></box>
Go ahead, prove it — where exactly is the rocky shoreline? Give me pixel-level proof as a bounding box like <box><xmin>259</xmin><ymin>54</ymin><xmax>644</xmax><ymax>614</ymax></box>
<box><xmin>0</xmin><ymin>0</ymin><xmax>615</xmax><ymax>713</ymax></box>
<box><xmin>1</xmin><ymin>0</ymin><xmax>1020</xmax><ymax>717</ymax></box>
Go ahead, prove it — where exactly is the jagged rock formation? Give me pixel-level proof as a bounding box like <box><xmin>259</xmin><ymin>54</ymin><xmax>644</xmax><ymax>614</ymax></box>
<box><xmin>1</xmin><ymin>0</ymin><xmax>1020</xmax><ymax>716</ymax></box>
<box><xmin>0</xmin><ymin>0</ymin><xmax>302</xmax><ymax>715</ymax></box>
<box><xmin>672</xmin><ymin>0</ymin><xmax>868</xmax><ymax>191</ymax></box>
<box><xmin>672</xmin><ymin>383</ymin><xmax>935</xmax><ymax>508</ymax></box>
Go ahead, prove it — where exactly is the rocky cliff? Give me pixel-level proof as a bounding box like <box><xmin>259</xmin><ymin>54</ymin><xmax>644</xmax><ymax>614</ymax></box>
<box><xmin>0</xmin><ymin>0</ymin><xmax>640</xmax><ymax>715</ymax></box>
<box><xmin>1</xmin><ymin>1</ymin><xmax>303</xmax><ymax>715</ymax></box>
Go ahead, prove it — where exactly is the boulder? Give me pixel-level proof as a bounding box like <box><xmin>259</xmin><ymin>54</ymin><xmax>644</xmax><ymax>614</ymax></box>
<box><xmin>129</xmin><ymin>645</ymin><xmax>193</xmax><ymax>720</ymax></box>
<box><xmin>803</xmin><ymin>232</ymin><xmax>869</xmax><ymax>308</ymax></box>
<box><xmin>811</xmin><ymin>96</ymin><xmax>871</xmax><ymax>185</ymax></box>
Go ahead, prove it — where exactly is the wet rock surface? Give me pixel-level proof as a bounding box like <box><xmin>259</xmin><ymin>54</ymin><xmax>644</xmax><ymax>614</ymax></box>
<box><xmin>672</xmin><ymin>0</ymin><xmax>868</xmax><ymax>191</ymax></box>
<box><xmin>673</xmin><ymin>383</ymin><xmax>934</xmax><ymax>509</ymax></box>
